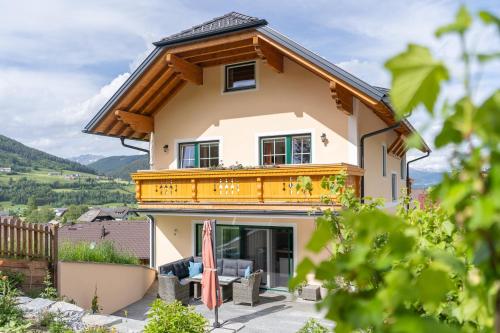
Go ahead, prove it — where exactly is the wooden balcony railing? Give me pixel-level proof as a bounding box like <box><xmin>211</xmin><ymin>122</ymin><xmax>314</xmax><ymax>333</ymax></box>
<box><xmin>131</xmin><ymin>164</ymin><xmax>364</xmax><ymax>211</ymax></box>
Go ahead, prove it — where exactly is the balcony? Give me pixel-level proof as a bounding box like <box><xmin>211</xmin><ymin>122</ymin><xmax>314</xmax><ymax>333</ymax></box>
<box><xmin>131</xmin><ymin>163</ymin><xmax>364</xmax><ymax>212</ymax></box>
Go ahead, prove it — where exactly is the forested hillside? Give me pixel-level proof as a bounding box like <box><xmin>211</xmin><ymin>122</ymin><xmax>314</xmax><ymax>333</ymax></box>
<box><xmin>0</xmin><ymin>134</ymin><xmax>96</xmax><ymax>174</ymax></box>
<box><xmin>89</xmin><ymin>154</ymin><xmax>148</xmax><ymax>180</ymax></box>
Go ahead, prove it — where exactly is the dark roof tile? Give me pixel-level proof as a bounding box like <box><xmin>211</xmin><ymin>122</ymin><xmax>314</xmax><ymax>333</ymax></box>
<box><xmin>154</xmin><ymin>12</ymin><xmax>266</xmax><ymax>46</ymax></box>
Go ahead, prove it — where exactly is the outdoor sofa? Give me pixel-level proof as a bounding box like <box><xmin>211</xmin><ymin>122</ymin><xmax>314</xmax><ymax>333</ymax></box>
<box><xmin>158</xmin><ymin>256</ymin><xmax>254</xmax><ymax>303</ymax></box>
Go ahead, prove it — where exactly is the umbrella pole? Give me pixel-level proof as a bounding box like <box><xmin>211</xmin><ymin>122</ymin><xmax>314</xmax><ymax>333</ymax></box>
<box><xmin>212</xmin><ymin>219</ymin><xmax>221</xmax><ymax>329</ymax></box>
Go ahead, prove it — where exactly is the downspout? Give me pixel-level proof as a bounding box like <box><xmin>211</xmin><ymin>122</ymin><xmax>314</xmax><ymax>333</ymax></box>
<box><xmin>147</xmin><ymin>214</ymin><xmax>156</xmax><ymax>269</ymax></box>
<box><xmin>405</xmin><ymin>151</ymin><xmax>431</xmax><ymax>209</ymax></box>
<box><xmin>359</xmin><ymin>122</ymin><xmax>401</xmax><ymax>202</ymax></box>
<box><xmin>120</xmin><ymin>137</ymin><xmax>149</xmax><ymax>154</ymax></box>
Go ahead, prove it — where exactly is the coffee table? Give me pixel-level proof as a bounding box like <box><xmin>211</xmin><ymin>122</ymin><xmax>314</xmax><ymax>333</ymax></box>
<box><xmin>188</xmin><ymin>273</ymin><xmax>240</xmax><ymax>301</ymax></box>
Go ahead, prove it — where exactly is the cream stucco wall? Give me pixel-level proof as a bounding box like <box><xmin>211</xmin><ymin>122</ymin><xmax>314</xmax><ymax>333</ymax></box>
<box><xmin>58</xmin><ymin>262</ymin><xmax>156</xmax><ymax>314</ymax></box>
<box><xmin>154</xmin><ymin>214</ymin><xmax>328</xmax><ymax>284</ymax></box>
<box><xmin>357</xmin><ymin>101</ymin><xmax>405</xmax><ymax>203</ymax></box>
<box><xmin>152</xmin><ymin>58</ymin><xmax>353</xmax><ymax>169</ymax></box>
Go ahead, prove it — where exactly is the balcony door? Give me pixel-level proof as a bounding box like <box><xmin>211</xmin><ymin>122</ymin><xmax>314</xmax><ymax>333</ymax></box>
<box><xmin>195</xmin><ymin>224</ymin><xmax>293</xmax><ymax>289</ymax></box>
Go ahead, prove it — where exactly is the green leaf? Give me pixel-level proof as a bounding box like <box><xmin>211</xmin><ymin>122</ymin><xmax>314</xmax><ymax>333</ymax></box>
<box><xmin>479</xmin><ymin>10</ymin><xmax>500</xmax><ymax>30</ymax></box>
<box><xmin>288</xmin><ymin>257</ymin><xmax>315</xmax><ymax>290</ymax></box>
<box><xmin>416</xmin><ymin>267</ymin><xmax>452</xmax><ymax>305</ymax></box>
<box><xmin>306</xmin><ymin>216</ymin><xmax>334</xmax><ymax>253</ymax></box>
<box><xmin>435</xmin><ymin>5</ymin><xmax>472</xmax><ymax>37</ymax></box>
<box><xmin>477</xmin><ymin>52</ymin><xmax>500</xmax><ymax>63</ymax></box>
<box><xmin>391</xmin><ymin>315</ymin><xmax>460</xmax><ymax>333</ymax></box>
<box><xmin>475</xmin><ymin>90</ymin><xmax>500</xmax><ymax>144</ymax></box>
<box><xmin>469</xmin><ymin>197</ymin><xmax>496</xmax><ymax>229</ymax></box>
<box><xmin>385</xmin><ymin>44</ymin><xmax>449</xmax><ymax>115</ymax></box>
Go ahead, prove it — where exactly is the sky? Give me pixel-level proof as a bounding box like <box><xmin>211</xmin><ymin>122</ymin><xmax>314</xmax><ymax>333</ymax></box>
<box><xmin>0</xmin><ymin>0</ymin><xmax>498</xmax><ymax>171</ymax></box>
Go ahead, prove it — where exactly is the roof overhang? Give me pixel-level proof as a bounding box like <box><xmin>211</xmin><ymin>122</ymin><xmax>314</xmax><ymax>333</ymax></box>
<box><xmin>83</xmin><ymin>22</ymin><xmax>430</xmax><ymax>153</ymax></box>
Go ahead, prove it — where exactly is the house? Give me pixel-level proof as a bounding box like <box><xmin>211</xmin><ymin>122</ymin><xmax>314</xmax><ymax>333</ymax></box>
<box><xmin>77</xmin><ymin>207</ymin><xmax>138</xmax><ymax>223</ymax></box>
<box><xmin>59</xmin><ymin>221</ymin><xmax>150</xmax><ymax>265</ymax></box>
<box><xmin>83</xmin><ymin>12</ymin><xmax>430</xmax><ymax>289</ymax></box>
<box><xmin>0</xmin><ymin>167</ymin><xmax>12</xmax><ymax>173</ymax></box>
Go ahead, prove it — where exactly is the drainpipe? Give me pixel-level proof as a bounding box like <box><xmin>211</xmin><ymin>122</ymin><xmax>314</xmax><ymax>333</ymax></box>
<box><xmin>147</xmin><ymin>214</ymin><xmax>156</xmax><ymax>269</ymax></box>
<box><xmin>405</xmin><ymin>151</ymin><xmax>430</xmax><ymax>209</ymax></box>
<box><xmin>359</xmin><ymin>122</ymin><xmax>401</xmax><ymax>202</ymax></box>
<box><xmin>120</xmin><ymin>137</ymin><xmax>149</xmax><ymax>154</ymax></box>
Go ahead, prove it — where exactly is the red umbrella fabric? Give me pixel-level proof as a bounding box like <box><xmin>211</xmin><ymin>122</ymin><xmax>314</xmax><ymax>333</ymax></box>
<box><xmin>201</xmin><ymin>220</ymin><xmax>222</xmax><ymax>310</ymax></box>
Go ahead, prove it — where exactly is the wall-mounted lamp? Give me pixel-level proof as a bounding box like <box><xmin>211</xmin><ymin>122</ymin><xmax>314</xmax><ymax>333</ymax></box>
<box><xmin>320</xmin><ymin>133</ymin><xmax>328</xmax><ymax>145</ymax></box>
<box><xmin>163</xmin><ymin>144</ymin><xmax>169</xmax><ymax>153</ymax></box>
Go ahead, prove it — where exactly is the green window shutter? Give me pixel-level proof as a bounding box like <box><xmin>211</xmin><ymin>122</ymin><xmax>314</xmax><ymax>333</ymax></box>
<box><xmin>194</xmin><ymin>143</ymin><xmax>200</xmax><ymax>167</ymax></box>
<box><xmin>286</xmin><ymin>136</ymin><xmax>292</xmax><ymax>164</ymax></box>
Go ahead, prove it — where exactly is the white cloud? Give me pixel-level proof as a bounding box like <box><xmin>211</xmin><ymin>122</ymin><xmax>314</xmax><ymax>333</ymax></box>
<box><xmin>0</xmin><ymin>0</ymin><xmax>498</xmax><ymax>170</ymax></box>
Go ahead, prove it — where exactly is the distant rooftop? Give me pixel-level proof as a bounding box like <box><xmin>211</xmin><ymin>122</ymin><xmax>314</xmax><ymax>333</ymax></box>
<box><xmin>59</xmin><ymin>221</ymin><xmax>149</xmax><ymax>260</ymax></box>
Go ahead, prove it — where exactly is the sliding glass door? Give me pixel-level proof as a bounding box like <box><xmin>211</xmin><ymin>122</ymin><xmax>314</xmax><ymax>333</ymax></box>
<box><xmin>195</xmin><ymin>224</ymin><xmax>293</xmax><ymax>289</ymax></box>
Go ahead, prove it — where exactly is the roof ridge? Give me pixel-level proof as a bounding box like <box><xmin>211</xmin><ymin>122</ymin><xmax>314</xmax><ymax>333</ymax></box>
<box><xmin>153</xmin><ymin>11</ymin><xmax>266</xmax><ymax>46</ymax></box>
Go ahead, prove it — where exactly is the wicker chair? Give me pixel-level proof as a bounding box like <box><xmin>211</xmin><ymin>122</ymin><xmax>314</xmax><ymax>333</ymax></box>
<box><xmin>232</xmin><ymin>270</ymin><xmax>262</xmax><ymax>306</ymax></box>
<box><xmin>158</xmin><ymin>275</ymin><xmax>190</xmax><ymax>305</ymax></box>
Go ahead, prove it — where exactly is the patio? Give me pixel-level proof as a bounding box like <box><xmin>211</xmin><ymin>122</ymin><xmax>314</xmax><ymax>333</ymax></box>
<box><xmin>115</xmin><ymin>282</ymin><xmax>334</xmax><ymax>332</ymax></box>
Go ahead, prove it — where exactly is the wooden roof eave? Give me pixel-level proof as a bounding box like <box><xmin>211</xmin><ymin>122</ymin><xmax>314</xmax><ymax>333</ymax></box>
<box><xmin>84</xmin><ymin>26</ymin><xmax>429</xmax><ymax>153</ymax></box>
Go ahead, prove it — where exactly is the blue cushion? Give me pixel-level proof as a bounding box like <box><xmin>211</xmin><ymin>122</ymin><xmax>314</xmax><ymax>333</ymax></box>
<box><xmin>244</xmin><ymin>266</ymin><xmax>251</xmax><ymax>278</ymax></box>
<box><xmin>189</xmin><ymin>261</ymin><xmax>202</xmax><ymax>277</ymax></box>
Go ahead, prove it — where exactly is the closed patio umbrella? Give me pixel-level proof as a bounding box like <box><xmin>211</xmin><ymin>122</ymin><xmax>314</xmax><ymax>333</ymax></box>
<box><xmin>201</xmin><ymin>219</ymin><xmax>222</xmax><ymax>328</ymax></box>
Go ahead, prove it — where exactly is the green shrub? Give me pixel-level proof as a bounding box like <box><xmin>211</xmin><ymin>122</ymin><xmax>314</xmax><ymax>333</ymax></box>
<box><xmin>0</xmin><ymin>273</ymin><xmax>31</xmax><ymax>332</ymax></box>
<box><xmin>297</xmin><ymin>319</ymin><xmax>330</xmax><ymax>333</ymax></box>
<box><xmin>144</xmin><ymin>299</ymin><xmax>207</xmax><ymax>333</ymax></box>
<box><xmin>59</xmin><ymin>241</ymin><xmax>139</xmax><ymax>265</ymax></box>
<box><xmin>39</xmin><ymin>270</ymin><xmax>58</xmax><ymax>300</ymax></box>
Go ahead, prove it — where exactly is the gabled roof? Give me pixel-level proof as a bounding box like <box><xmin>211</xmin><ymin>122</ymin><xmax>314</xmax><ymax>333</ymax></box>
<box><xmin>154</xmin><ymin>12</ymin><xmax>267</xmax><ymax>47</ymax></box>
<box><xmin>83</xmin><ymin>12</ymin><xmax>429</xmax><ymax>153</ymax></box>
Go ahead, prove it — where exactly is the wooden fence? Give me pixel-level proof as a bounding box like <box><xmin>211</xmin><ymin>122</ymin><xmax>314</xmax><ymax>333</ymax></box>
<box><xmin>0</xmin><ymin>216</ymin><xmax>58</xmax><ymax>288</ymax></box>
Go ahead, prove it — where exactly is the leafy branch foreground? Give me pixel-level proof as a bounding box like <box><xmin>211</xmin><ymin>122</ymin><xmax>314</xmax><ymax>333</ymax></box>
<box><xmin>292</xmin><ymin>6</ymin><xmax>500</xmax><ymax>333</ymax></box>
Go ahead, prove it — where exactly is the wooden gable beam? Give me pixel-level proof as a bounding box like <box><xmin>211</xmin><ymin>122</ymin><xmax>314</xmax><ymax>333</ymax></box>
<box><xmin>388</xmin><ymin>135</ymin><xmax>408</xmax><ymax>158</ymax></box>
<box><xmin>115</xmin><ymin>110</ymin><xmax>154</xmax><ymax>134</ymax></box>
<box><xmin>329</xmin><ymin>81</ymin><xmax>353</xmax><ymax>115</ymax></box>
<box><xmin>165</xmin><ymin>53</ymin><xmax>203</xmax><ymax>85</ymax></box>
<box><xmin>253</xmin><ymin>36</ymin><xmax>283</xmax><ymax>73</ymax></box>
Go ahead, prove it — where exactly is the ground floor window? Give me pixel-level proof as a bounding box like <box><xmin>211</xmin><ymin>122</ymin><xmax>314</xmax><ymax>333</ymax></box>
<box><xmin>392</xmin><ymin>173</ymin><xmax>398</xmax><ymax>201</ymax></box>
<box><xmin>195</xmin><ymin>223</ymin><xmax>293</xmax><ymax>289</ymax></box>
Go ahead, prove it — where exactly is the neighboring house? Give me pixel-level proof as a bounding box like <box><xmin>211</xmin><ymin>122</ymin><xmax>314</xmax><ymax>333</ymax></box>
<box><xmin>0</xmin><ymin>167</ymin><xmax>12</xmax><ymax>173</ymax></box>
<box><xmin>83</xmin><ymin>12</ymin><xmax>430</xmax><ymax>289</ymax></box>
<box><xmin>0</xmin><ymin>211</ymin><xmax>10</xmax><ymax>217</ymax></box>
<box><xmin>59</xmin><ymin>221</ymin><xmax>150</xmax><ymax>265</ymax></box>
<box><xmin>77</xmin><ymin>207</ymin><xmax>139</xmax><ymax>223</ymax></box>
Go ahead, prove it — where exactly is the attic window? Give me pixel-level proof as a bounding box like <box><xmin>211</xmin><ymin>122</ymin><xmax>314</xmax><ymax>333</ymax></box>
<box><xmin>225</xmin><ymin>62</ymin><xmax>256</xmax><ymax>92</ymax></box>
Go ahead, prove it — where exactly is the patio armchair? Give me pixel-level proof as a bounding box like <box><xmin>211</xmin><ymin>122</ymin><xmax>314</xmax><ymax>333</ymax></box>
<box><xmin>158</xmin><ymin>274</ymin><xmax>190</xmax><ymax>305</ymax></box>
<box><xmin>232</xmin><ymin>269</ymin><xmax>262</xmax><ymax>306</ymax></box>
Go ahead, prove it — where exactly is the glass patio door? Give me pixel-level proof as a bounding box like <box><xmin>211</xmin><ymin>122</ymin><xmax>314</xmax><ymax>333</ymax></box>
<box><xmin>195</xmin><ymin>224</ymin><xmax>294</xmax><ymax>290</ymax></box>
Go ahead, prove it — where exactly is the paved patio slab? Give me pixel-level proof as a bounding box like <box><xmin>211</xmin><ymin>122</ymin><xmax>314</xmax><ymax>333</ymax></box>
<box><xmin>116</xmin><ymin>288</ymin><xmax>333</xmax><ymax>333</ymax></box>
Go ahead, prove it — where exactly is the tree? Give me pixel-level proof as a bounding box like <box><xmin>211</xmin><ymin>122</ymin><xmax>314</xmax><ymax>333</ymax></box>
<box><xmin>64</xmin><ymin>205</ymin><xmax>88</xmax><ymax>222</ymax></box>
<box><xmin>292</xmin><ymin>6</ymin><xmax>500</xmax><ymax>333</ymax></box>
<box><xmin>26</xmin><ymin>196</ymin><xmax>37</xmax><ymax>212</ymax></box>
